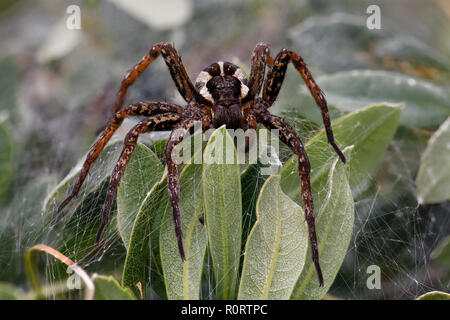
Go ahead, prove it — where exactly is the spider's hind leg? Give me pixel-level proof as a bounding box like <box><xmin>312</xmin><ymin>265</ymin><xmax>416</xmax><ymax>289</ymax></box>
<box><xmin>164</xmin><ymin>118</ymin><xmax>209</xmax><ymax>261</ymax></box>
<box><xmin>255</xmin><ymin>109</ymin><xmax>324</xmax><ymax>286</ymax></box>
<box><xmin>56</xmin><ymin>102</ymin><xmax>182</xmax><ymax>220</ymax></box>
<box><xmin>262</xmin><ymin>48</ymin><xmax>346</xmax><ymax>163</ymax></box>
<box><xmin>95</xmin><ymin>113</ymin><xmax>182</xmax><ymax>243</ymax></box>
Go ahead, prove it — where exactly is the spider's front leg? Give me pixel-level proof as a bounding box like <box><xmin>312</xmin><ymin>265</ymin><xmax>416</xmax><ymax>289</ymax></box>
<box><xmin>253</xmin><ymin>108</ymin><xmax>324</xmax><ymax>286</ymax></box>
<box><xmin>96</xmin><ymin>113</ymin><xmax>183</xmax><ymax>243</ymax></box>
<box><xmin>165</xmin><ymin>117</ymin><xmax>210</xmax><ymax>261</ymax></box>
<box><xmin>262</xmin><ymin>48</ymin><xmax>346</xmax><ymax>163</ymax></box>
<box><xmin>111</xmin><ymin>42</ymin><xmax>209</xmax><ymax>116</ymax></box>
<box><xmin>56</xmin><ymin>101</ymin><xmax>182</xmax><ymax>219</ymax></box>
<box><xmin>247</xmin><ymin>42</ymin><xmax>272</xmax><ymax>96</ymax></box>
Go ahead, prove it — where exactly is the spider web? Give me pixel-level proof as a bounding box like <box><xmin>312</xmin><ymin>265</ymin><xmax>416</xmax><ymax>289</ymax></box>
<box><xmin>0</xmin><ymin>1</ymin><xmax>448</xmax><ymax>300</ymax></box>
<box><xmin>3</xmin><ymin>108</ymin><xmax>445</xmax><ymax>300</ymax></box>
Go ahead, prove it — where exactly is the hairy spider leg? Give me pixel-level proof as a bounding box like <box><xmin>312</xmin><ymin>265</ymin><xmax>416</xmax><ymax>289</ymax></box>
<box><xmin>55</xmin><ymin>42</ymin><xmax>345</xmax><ymax>290</ymax></box>
<box><xmin>56</xmin><ymin>102</ymin><xmax>182</xmax><ymax>218</ymax></box>
<box><xmin>263</xmin><ymin>48</ymin><xmax>346</xmax><ymax>163</ymax></box>
<box><xmin>96</xmin><ymin>113</ymin><xmax>183</xmax><ymax>243</ymax></box>
<box><xmin>247</xmin><ymin>42</ymin><xmax>273</xmax><ymax>96</ymax></box>
<box><xmin>254</xmin><ymin>108</ymin><xmax>324</xmax><ymax>286</ymax></box>
<box><xmin>165</xmin><ymin>117</ymin><xmax>210</xmax><ymax>261</ymax></box>
<box><xmin>112</xmin><ymin>43</ymin><xmax>204</xmax><ymax>115</ymax></box>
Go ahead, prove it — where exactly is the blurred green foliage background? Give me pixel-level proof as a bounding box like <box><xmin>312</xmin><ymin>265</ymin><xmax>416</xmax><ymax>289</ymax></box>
<box><xmin>0</xmin><ymin>0</ymin><xmax>449</xmax><ymax>299</ymax></box>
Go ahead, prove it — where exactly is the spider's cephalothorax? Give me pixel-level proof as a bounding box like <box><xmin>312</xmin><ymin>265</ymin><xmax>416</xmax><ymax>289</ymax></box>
<box><xmin>56</xmin><ymin>42</ymin><xmax>347</xmax><ymax>287</ymax></box>
<box><xmin>195</xmin><ymin>61</ymin><xmax>250</xmax><ymax>129</ymax></box>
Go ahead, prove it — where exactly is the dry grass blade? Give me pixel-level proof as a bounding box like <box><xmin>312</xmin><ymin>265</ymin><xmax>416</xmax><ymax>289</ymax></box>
<box><xmin>25</xmin><ymin>244</ymin><xmax>94</xmax><ymax>300</ymax></box>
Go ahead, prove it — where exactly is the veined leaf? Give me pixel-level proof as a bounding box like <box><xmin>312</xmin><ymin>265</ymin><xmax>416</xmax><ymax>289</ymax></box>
<box><xmin>117</xmin><ymin>143</ymin><xmax>164</xmax><ymax>248</ymax></box>
<box><xmin>92</xmin><ymin>275</ymin><xmax>135</xmax><ymax>300</ymax></box>
<box><xmin>240</xmin><ymin>128</ymin><xmax>284</xmax><ymax>251</ymax></box>
<box><xmin>43</xmin><ymin>141</ymin><xmax>152</xmax><ymax>267</ymax></box>
<box><xmin>430</xmin><ymin>235</ymin><xmax>450</xmax><ymax>286</ymax></box>
<box><xmin>431</xmin><ymin>235</ymin><xmax>450</xmax><ymax>264</ymax></box>
<box><xmin>122</xmin><ymin>176</ymin><xmax>168</xmax><ymax>299</ymax></box>
<box><xmin>290</xmin><ymin>147</ymin><xmax>354</xmax><ymax>300</ymax></box>
<box><xmin>416</xmin><ymin>291</ymin><xmax>450</xmax><ymax>300</ymax></box>
<box><xmin>202</xmin><ymin>126</ymin><xmax>242</xmax><ymax>299</ymax></box>
<box><xmin>283</xmin><ymin>70</ymin><xmax>448</xmax><ymax>130</ymax></box>
<box><xmin>281</xmin><ymin>104</ymin><xmax>400</xmax><ymax>207</ymax></box>
<box><xmin>43</xmin><ymin>140</ymin><xmax>126</xmax><ymax>214</ymax></box>
<box><xmin>160</xmin><ymin>159</ymin><xmax>207</xmax><ymax>300</ymax></box>
<box><xmin>122</xmin><ymin>133</ymin><xmax>207</xmax><ymax>299</ymax></box>
<box><xmin>238</xmin><ymin>175</ymin><xmax>308</xmax><ymax>300</ymax></box>
<box><xmin>416</xmin><ymin>117</ymin><xmax>450</xmax><ymax>204</ymax></box>
<box><xmin>0</xmin><ymin>121</ymin><xmax>13</xmax><ymax>202</ymax></box>
<box><xmin>240</xmin><ymin>163</ymin><xmax>267</xmax><ymax>253</ymax></box>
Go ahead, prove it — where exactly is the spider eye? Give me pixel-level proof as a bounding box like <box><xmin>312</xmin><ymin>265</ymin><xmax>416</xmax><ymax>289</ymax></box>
<box><xmin>240</xmin><ymin>82</ymin><xmax>249</xmax><ymax>98</ymax></box>
<box><xmin>196</xmin><ymin>61</ymin><xmax>249</xmax><ymax>103</ymax></box>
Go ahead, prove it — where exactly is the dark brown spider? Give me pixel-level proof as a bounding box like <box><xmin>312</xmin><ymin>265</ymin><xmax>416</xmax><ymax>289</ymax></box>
<box><xmin>56</xmin><ymin>42</ymin><xmax>346</xmax><ymax>287</ymax></box>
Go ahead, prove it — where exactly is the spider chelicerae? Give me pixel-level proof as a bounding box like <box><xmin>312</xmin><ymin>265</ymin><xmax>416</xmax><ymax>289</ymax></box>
<box><xmin>56</xmin><ymin>42</ymin><xmax>346</xmax><ymax>286</ymax></box>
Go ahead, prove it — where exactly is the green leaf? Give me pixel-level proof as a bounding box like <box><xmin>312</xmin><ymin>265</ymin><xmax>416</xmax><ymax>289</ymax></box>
<box><xmin>56</xmin><ymin>180</ymin><xmax>120</xmax><ymax>262</ymax></box>
<box><xmin>281</xmin><ymin>104</ymin><xmax>400</xmax><ymax>207</ymax></box>
<box><xmin>238</xmin><ymin>175</ymin><xmax>308</xmax><ymax>300</ymax></box>
<box><xmin>0</xmin><ymin>57</ymin><xmax>20</xmax><ymax>123</ymax></box>
<box><xmin>0</xmin><ymin>282</ymin><xmax>24</xmax><ymax>300</ymax></box>
<box><xmin>43</xmin><ymin>140</ymin><xmax>125</xmax><ymax>214</ymax></box>
<box><xmin>284</xmin><ymin>71</ymin><xmax>449</xmax><ymax>130</ymax></box>
<box><xmin>278</xmin><ymin>110</ymin><xmax>320</xmax><ymax>142</ymax></box>
<box><xmin>117</xmin><ymin>143</ymin><xmax>164</xmax><ymax>248</ymax></box>
<box><xmin>290</xmin><ymin>147</ymin><xmax>354</xmax><ymax>300</ymax></box>
<box><xmin>0</xmin><ymin>120</ymin><xmax>13</xmax><ymax>202</ymax></box>
<box><xmin>150</xmin><ymin>138</ymin><xmax>168</xmax><ymax>162</ymax></box>
<box><xmin>107</xmin><ymin>0</ymin><xmax>193</xmax><ymax>30</ymax></box>
<box><xmin>122</xmin><ymin>133</ymin><xmax>207</xmax><ymax>299</ymax></box>
<box><xmin>375</xmin><ymin>126</ymin><xmax>429</xmax><ymax>204</ymax></box>
<box><xmin>289</xmin><ymin>13</ymin><xmax>450</xmax><ymax>74</ymax></box>
<box><xmin>416</xmin><ymin>291</ymin><xmax>450</xmax><ymax>300</ymax></box>
<box><xmin>36</xmin><ymin>17</ymin><xmax>82</xmax><ymax>63</ymax></box>
<box><xmin>431</xmin><ymin>235</ymin><xmax>450</xmax><ymax>285</ymax></box>
<box><xmin>240</xmin><ymin>128</ymin><xmax>284</xmax><ymax>250</ymax></box>
<box><xmin>121</xmin><ymin>176</ymin><xmax>168</xmax><ymax>299</ymax></box>
<box><xmin>416</xmin><ymin>117</ymin><xmax>450</xmax><ymax>204</ymax></box>
<box><xmin>288</xmin><ymin>14</ymin><xmax>378</xmax><ymax>73</ymax></box>
<box><xmin>160</xmin><ymin>158</ymin><xmax>207</xmax><ymax>300</ymax></box>
<box><xmin>43</xmin><ymin>141</ymin><xmax>151</xmax><ymax>265</ymax></box>
<box><xmin>431</xmin><ymin>235</ymin><xmax>450</xmax><ymax>264</ymax></box>
<box><xmin>202</xmin><ymin>126</ymin><xmax>242</xmax><ymax>299</ymax></box>
<box><xmin>240</xmin><ymin>163</ymin><xmax>267</xmax><ymax>252</ymax></box>
<box><xmin>92</xmin><ymin>275</ymin><xmax>135</xmax><ymax>300</ymax></box>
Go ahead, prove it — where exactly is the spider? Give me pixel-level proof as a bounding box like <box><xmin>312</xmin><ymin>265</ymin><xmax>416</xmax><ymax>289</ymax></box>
<box><xmin>56</xmin><ymin>42</ymin><xmax>346</xmax><ymax>287</ymax></box>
